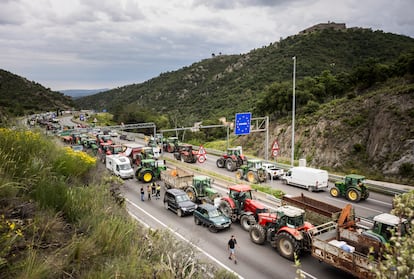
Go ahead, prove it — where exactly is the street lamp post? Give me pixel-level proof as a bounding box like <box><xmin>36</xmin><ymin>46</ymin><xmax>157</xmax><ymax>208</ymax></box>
<box><xmin>291</xmin><ymin>56</ymin><xmax>296</xmax><ymax>167</ymax></box>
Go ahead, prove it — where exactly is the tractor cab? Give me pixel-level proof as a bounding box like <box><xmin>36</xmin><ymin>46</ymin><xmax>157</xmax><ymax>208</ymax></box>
<box><xmin>367</xmin><ymin>213</ymin><xmax>409</xmax><ymax>243</ymax></box>
<box><xmin>275</xmin><ymin>205</ymin><xmax>306</xmax><ymax>229</ymax></box>
<box><xmin>344</xmin><ymin>174</ymin><xmax>366</xmax><ymax>187</ymax></box>
<box><xmin>193</xmin><ymin>176</ymin><xmax>212</xmax><ymax>192</ymax></box>
<box><xmin>247</xmin><ymin>159</ymin><xmax>264</xmax><ymax>170</ymax></box>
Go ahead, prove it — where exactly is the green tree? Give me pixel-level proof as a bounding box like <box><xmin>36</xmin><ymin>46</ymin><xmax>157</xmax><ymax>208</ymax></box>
<box><xmin>376</xmin><ymin>191</ymin><xmax>414</xmax><ymax>279</ymax></box>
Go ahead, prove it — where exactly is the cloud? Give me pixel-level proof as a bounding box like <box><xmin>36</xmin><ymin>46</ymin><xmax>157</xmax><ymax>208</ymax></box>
<box><xmin>0</xmin><ymin>0</ymin><xmax>413</xmax><ymax>90</ymax></box>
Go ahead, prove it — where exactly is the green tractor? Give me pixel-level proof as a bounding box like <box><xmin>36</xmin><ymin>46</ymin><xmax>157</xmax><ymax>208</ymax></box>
<box><xmin>163</xmin><ymin>136</ymin><xmax>180</xmax><ymax>153</ymax></box>
<box><xmin>330</xmin><ymin>174</ymin><xmax>369</xmax><ymax>202</ymax></box>
<box><xmin>185</xmin><ymin>175</ymin><xmax>220</xmax><ymax>203</ymax></box>
<box><xmin>235</xmin><ymin>159</ymin><xmax>267</xmax><ymax>183</ymax></box>
<box><xmin>135</xmin><ymin>159</ymin><xmax>167</xmax><ymax>183</ymax></box>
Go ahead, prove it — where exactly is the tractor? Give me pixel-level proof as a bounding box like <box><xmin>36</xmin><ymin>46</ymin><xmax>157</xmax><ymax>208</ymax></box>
<box><xmin>330</xmin><ymin>174</ymin><xmax>369</xmax><ymax>202</ymax></box>
<box><xmin>174</xmin><ymin>144</ymin><xmax>198</xmax><ymax>163</ymax></box>
<box><xmin>216</xmin><ymin>146</ymin><xmax>247</xmax><ymax>172</ymax></box>
<box><xmin>218</xmin><ymin>184</ymin><xmax>267</xmax><ymax>231</ymax></box>
<box><xmin>249</xmin><ymin>205</ymin><xmax>314</xmax><ymax>261</ymax></box>
<box><xmin>135</xmin><ymin>159</ymin><xmax>167</xmax><ymax>183</ymax></box>
<box><xmin>235</xmin><ymin>159</ymin><xmax>267</xmax><ymax>183</ymax></box>
<box><xmin>163</xmin><ymin>136</ymin><xmax>180</xmax><ymax>153</ymax></box>
<box><xmin>185</xmin><ymin>176</ymin><xmax>220</xmax><ymax>204</ymax></box>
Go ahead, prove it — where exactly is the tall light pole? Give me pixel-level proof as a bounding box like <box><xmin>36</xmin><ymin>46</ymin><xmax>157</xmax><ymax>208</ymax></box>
<box><xmin>291</xmin><ymin>56</ymin><xmax>296</xmax><ymax>167</ymax></box>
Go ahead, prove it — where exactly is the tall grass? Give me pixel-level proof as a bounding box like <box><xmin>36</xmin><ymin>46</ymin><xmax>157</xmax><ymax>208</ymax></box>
<box><xmin>0</xmin><ymin>128</ymin><xmax>233</xmax><ymax>278</ymax></box>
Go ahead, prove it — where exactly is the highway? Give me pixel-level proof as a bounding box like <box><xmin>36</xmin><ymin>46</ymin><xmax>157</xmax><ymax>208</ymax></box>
<box><xmin>57</xmin><ymin>117</ymin><xmax>395</xmax><ymax>278</ymax></box>
<box><xmin>119</xmin><ymin>149</ymin><xmax>395</xmax><ymax>279</ymax></box>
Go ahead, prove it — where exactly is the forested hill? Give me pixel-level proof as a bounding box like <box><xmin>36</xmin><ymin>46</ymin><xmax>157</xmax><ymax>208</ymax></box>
<box><xmin>74</xmin><ymin>28</ymin><xmax>414</xmax><ymax>124</ymax></box>
<box><xmin>0</xmin><ymin>69</ymin><xmax>74</xmax><ymax>122</ymax></box>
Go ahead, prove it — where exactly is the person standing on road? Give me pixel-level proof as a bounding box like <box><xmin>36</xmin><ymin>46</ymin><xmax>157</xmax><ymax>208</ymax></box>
<box><xmin>155</xmin><ymin>183</ymin><xmax>161</xmax><ymax>200</ymax></box>
<box><xmin>227</xmin><ymin>235</ymin><xmax>238</xmax><ymax>264</ymax></box>
<box><xmin>147</xmin><ymin>184</ymin><xmax>151</xmax><ymax>200</ymax></box>
<box><xmin>140</xmin><ymin>187</ymin><xmax>145</xmax><ymax>201</ymax></box>
<box><xmin>151</xmin><ymin>182</ymin><xmax>156</xmax><ymax>196</ymax></box>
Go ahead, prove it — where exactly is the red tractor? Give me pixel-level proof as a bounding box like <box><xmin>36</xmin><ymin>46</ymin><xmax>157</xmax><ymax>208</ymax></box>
<box><xmin>218</xmin><ymin>184</ymin><xmax>267</xmax><ymax>231</ymax></box>
<box><xmin>173</xmin><ymin>144</ymin><xmax>198</xmax><ymax>163</ymax></box>
<box><xmin>249</xmin><ymin>205</ymin><xmax>314</xmax><ymax>261</ymax></box>
<box><xmin>216</xmin><ymin>147</ymin><xmax>247</xmax><ymax>172</ymax></box>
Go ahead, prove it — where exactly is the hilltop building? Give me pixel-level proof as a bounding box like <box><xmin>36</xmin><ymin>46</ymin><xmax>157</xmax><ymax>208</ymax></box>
<box><xmin>299</xmin><ymin>22</ymin><xmax>346</xmax><ymax>35</ymax></box>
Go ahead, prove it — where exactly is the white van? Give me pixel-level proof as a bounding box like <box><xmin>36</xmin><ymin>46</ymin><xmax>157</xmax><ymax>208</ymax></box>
<box><xmin>106</xmin><ymin>154</ymin><xmax>134</xmax><ymax>179</ymax></box>
<box><xmin>282</xmin><ymin>167</ymin><xmax>328</xmax><ymax>192</ymax></box>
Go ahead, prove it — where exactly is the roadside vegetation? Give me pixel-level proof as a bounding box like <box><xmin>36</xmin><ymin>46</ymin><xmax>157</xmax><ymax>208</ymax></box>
<box><xmin>0</xmin><ymin>128</ymin><xmax>237</xmax><ymax>279</ymax></box>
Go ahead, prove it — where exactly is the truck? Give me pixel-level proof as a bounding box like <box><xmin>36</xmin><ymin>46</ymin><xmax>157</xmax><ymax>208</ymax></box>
<box><xmin>161</xmin><ymin>168</ymin><xmax>219</xmax><ymax>203</ymax></box>
<box><xmin>262</xmin><ymin>163</ymin><xmax>284</xmax><ymax>180</ymax></box>
<box><xmin>282</xmin><ymin>166</ymin><xmax>329</xmax><ymax>192</ymax></box>
<box><xmin>105</xmin><ymin>154</ymin><xmax>134</xmax><ymax>179</ymax></box>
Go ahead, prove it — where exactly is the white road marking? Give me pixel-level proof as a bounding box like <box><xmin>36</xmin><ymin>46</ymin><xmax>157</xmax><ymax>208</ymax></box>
<box><xmin>325</xmin><ymin>197</ymin><xmax>385</xmax><ymax>214</ymax></box>
<box><xmin>126</xmin><ymin>198</ymin><xmax>244</xmax><ymax>279</ymax></box>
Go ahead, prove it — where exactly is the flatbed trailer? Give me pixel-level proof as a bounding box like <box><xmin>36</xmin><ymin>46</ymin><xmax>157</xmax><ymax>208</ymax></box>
<box><xmin>161</xmin><ymin>168</ymin><xmax>194</xmax><ymax>189</ymax></box>
<box><xmin>310</xmin><ymin>222</ymin><xmax>379</xmax><ymax>279</ymax></box>
<box><xmin>281</xmin><ymin>193</ymin><xmax>346</xmax><ymax>225</ymax></box>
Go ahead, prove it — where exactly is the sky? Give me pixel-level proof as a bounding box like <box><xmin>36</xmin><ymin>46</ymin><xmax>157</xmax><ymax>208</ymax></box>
<box><xmin>1</xmin><ymin>0</ymin><xmax>413</xmax><ymax>91</ymax></box>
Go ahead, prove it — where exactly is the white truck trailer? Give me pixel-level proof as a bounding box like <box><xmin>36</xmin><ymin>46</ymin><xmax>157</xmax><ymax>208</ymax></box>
<box><xmin>282</xmin><ymin>166</ymin><xmax>329</xmax><ymax>192</ymax></box>
<box><xmin>105</xmin><ymin>154</ymin><xmax>134</xmax><ymax>179</ymax></box>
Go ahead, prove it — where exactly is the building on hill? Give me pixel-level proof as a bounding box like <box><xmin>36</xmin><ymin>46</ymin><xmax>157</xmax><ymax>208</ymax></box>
<box><xmin>299</xmin><ymin>21</ymin><xmax>346</xmax><ymax>35</ymax></box>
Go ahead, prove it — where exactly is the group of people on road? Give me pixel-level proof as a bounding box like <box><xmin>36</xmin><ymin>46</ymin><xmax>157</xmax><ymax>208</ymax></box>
<box><xmin>140</xmin><ymin>182</ymin><xmax>161</xmax><ymax>201</ymax></box>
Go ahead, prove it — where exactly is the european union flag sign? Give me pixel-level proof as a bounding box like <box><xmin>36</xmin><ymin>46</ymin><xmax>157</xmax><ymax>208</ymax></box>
<box><xmin>235</xmin><ymin>112</ymin><xmax>251</xmax><ymax>135</ymax></box>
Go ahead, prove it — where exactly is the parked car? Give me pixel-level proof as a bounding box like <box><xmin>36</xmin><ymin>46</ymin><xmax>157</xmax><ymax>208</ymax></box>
<box><xmin>194</xmin><ymin>203</ymin><xmax>231</xmax><ymax>233</ymax></box>
<box><xmin>163</xmin><ymin>189</ymin><xmax>197</xmax><ymax>217</ymax></box>
<box><xmin>262</xmin><ymin>163</ymin><xmax>284</xmax><ymax>180</ymax></box>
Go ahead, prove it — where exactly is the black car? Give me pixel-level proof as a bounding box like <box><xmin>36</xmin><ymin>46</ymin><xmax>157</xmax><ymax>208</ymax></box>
<box><xmin>194</xmin><ymin>203</ymin><xmax>232</xmax><ymax>232</ymax></box>
<box><xmin>163</xmin><ymin>189</ymin><xmax>197</xmax><ymax>217</ymax></box>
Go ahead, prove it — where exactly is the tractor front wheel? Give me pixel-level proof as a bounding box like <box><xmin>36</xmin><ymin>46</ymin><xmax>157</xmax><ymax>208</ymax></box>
<box><xmin>330</xmin><ymin>187</ymin><xmax>340</xmax><ymax>198</ymax></box>
<box><xmin>250</xmin><ymin>224</ymin><xmax>266</xmax><ymax>244</ymax></box>
<box><xmin>247</xmin><ymin>171</ymin><xmax>258</xmax><ymax>183</ymax></box>
<box><xmin>346</xmin><ymin>188</ymin><xmax>361</xmax><ymax>202</ymax></box>
<box><xmin>186</xmin><ymin>187</ymin><xmax>197</xmax><ymax>203</ymax></box>
<box><xmin>235</xmin><ymin>169</ymin><xmax>243</xmax><ymax>180</ymax></box>
<box><xmin>240</xmin><ymin>215</ymin><xmax>256</xmax><ymax>231</ymax></box>
<box><xmin>276</xmin><ymin>232</ymin><xmax>300</xmax><ymax>261</ymax></box>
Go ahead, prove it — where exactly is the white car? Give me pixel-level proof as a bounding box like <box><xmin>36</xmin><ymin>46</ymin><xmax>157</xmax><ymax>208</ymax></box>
<box><xmin>109</xmin><ymin>130</ymin><xmax>119</xmax><ymax>137</ymax></box>
<box><xmin>262</xmin><ymin>163</ymin><xmax>284</xmax><ymax>180</ymax></box>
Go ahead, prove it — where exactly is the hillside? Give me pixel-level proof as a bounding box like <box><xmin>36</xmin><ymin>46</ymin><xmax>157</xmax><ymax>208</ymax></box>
<box><xmin>74</xmin><ymin>28</ymin><xmax>414</xmax><ymax>122</ymax></box>
<box><xmin>0</xmin><ymin>69</ymin><xmax>74</xmax><ymax>122</ymax></box>
<box><xmin>73</xmin><ymin>27</ymin><xmax>414</xmax><ymax>182</ymax></box>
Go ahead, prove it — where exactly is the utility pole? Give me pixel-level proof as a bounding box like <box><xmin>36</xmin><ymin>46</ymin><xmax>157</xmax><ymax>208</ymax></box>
<box><xmin>291</xmin><ymin>56</ymin><xmax>296</xmax><ymax>167</ymax></box>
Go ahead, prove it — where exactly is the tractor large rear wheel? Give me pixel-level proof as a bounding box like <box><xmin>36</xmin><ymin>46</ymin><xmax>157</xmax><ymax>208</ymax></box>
<box><xmin>240</xmin><ymin>215</ymin><xmax>256</xmax><ymax>231</ymax></box>
<box><xmin>330</xmin><ymin>187</ymin><xmax>340</xmax><ymax>198</ymax></box>
<box><xmin>216</xmin><ymin>158</ymin><xmax>225</xmax><ymax>168</ymax></box>
<box><xmin>250</xmin><ymin>224</ymin><xmax>266</xmax><ymax>244</ymax></box>
<box><xmin>186</xmin><ymin>187</ymin><xmax>197</xmax><ymax>203</ymax></box>
<box><xmin>235</xmin><ymin>169</ymin><xmax>243</xmax><ymax>180</ymax></box>
<box><xmin>225</xmin><ymin>159</ymin><xmax>235</xmax><ymax>171</ymax></box>
<box><xmin>247</xmin><ymin>171</ymin><xmax>258</xmax><ymax>183</ymax></box>
<box><xmin>346</xmin><ymin>188</ymin><xmax>361</xmax><ymax>202</ymax></box>
<box><xmin>276</xmin><ymin>232</ymin><xmax>300</xmax><ymax>261</ymax></box>
<box><xmin>142</xmin><ymin>171</ymin><xmax>153</xmax><ymax>183</ymax></box>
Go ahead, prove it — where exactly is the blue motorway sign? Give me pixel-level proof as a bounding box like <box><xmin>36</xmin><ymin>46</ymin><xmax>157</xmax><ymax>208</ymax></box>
<box><xmin>235</xmin><ymin>112</ymin><xmax>251</xmax><ymax>135</ymax></box>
